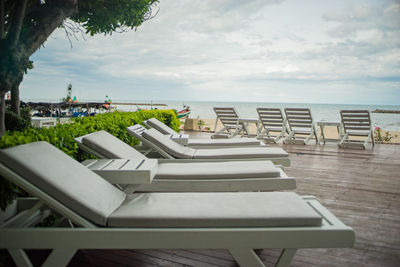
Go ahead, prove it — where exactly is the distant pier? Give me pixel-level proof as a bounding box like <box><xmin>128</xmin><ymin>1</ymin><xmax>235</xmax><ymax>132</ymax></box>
<box><xmin>372</xmin><ymin>109</ymin><xmax>400</xmax><ymax>114</ymax></box>
<box><xmin>113</xmin><ymin>102</ymin><xmax>167</xmax><ymax>106</ymax></box>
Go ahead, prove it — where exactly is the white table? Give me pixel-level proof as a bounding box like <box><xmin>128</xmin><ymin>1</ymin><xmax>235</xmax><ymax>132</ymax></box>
<box><xmin>82</xmin><ymin>159</ymin><xmax>158</xmax><ymax>184</ymax></box>
<box><xmin>31</xmin><ymin>117</ymin><xmax>57</xmax><ymax>128</ymax></box>
<box><xmin>239</xmin><ymin>118</ymin><xmax>260</xmax><ymax>137</ymax></box>
<box><xmin>317</xmin><ymin>121</ymin><xmax>342</xmax><ymax>144</ymax></box>
<box><xmin>170</xmin><ymin>133</ymin><xmax>190</xmax><ymax>145</ymax></box>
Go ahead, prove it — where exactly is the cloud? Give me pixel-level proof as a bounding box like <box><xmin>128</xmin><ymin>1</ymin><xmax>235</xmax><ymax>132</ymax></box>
<box><xmin>19</xmin><ymin>0</ymin><xmax>400</xmax><ymax>105</ymax></box>
<box><xmin>323</xmin><ymin>3</ymin><xmax>400</xmax><ymax>37</ymax></box>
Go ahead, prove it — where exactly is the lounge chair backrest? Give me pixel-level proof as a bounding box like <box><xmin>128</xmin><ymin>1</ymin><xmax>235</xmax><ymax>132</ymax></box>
<box><xmin>80</xmin><ymin>130</ymin><xmax>147</xmax><ymax>160</ymax></box>
<box><xmin>213</xmin><ymin>107</ymin><xmax>240</xmax><ymax>129</ymax></box>
<box><xmin>284</xmin><ymin>108</ymin><xmax>313</xmax><ymax>131</ymax></box>
<box><xmin>128</xmin><ymin>124</ymin><xmax>147</xmax><ymax>137</ymax></box>
<box><xmin>145</xmin><ymin>118</ymin><xmax>177</xmax><ymax>136</ymax></box>
<box><xmin>142</xmin><ymin>128</ymin><xmax>196</xmax><ymax>159</ymax></box>
<box><xmin>0</xmin><ymin>142</ymin><xmax>126</xmax><ymax>226</ymax></box>
<box><xmin>257</xmin><ymin>108</ymin><xmax>285</xmax><ymax>130</ymax></box>
<box><xmin>340</xmin><ymin>110</ymin><xmax>372</xmax><ymax>134</ymax></box>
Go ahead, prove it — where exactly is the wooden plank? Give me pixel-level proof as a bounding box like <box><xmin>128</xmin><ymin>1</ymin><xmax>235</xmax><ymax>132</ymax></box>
<box><xmin>17</xmin><ymin>137</ymin><xmax>400</xmax><ymax>267</ymax></box>
<box><xmin>285</xmin><ymin>108</ymin><xmax>310</xmax><ymax>112</ymax></box>
<box><xmin>341</xmin><ymin>110</ymin><xmax>370</xmax><ymax>113</ymax></box>
<box><xmin>290</xmin><ymin>124</ymin><xmax>313</xmax><ymax>128</ymax></box>
<box><xmin>286</xmin><ymin>117</ymin><xmax>312</xmax><ymax>121</ymax></box>
<box><xmin>262</xmin><ymin>123</ymin><xmax>284</xmax><ymax>127</ymax></box>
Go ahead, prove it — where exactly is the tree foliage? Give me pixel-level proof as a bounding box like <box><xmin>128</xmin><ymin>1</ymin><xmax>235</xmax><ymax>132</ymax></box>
<box><xmin>73</xmin><ymin>0</ymin><xmax>157</xmax><ymax>36</ymax></box>
<box><xmin>0</xmin><ymin>0</ymin><xmax>158</xmax><ymax>135</ymax></box>
<box><xmin>0</xmin><ymin>110</ymin><xmax>179</xmax><ymax>210</ymax></box>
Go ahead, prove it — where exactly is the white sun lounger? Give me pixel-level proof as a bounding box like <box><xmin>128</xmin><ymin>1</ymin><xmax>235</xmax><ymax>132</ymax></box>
<box><xmin>257</xmin><ymin>108</ymin><xmax>287</xmax><ymax>143</ymax></box>
<box><xmin>284</xmin><ymin>108</ymin><xmax>319</xmax><ymax>145</ymax></box>
<box><xmin>144</xmin><ymin>118</ymin><xmax>263</xmax><ymax>148</ymax></box>
<box><xmin>128</xmin><ymin>125</ymin><xmax>290</xmax><ymax>167</ymax></box>
<box><xmin>212</xmin><ymin>107</ymin><xmax>245</xmax><ymax>138</ymax></box>
<box><xmin>75</xmin><ymin>131</ymin><xmax>295</xmax><ymax>191</ymax></box>
<box><xmin>338</xmin><ymin>110</ymin><xmax>375</xmax><ymax>149</ymax></box>
<box><xmin>0</xmin><ymin>142</ymin><xmax>355</xmax><ymax>267</ymax></box>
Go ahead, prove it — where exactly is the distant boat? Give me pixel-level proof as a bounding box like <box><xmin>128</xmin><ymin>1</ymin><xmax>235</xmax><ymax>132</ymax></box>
<box><xmin>371</xmin><ymin>109</ymin><xmax>400</xmax><ymax>114</ymax></box>
<box><xmin>177</xmin><ymin>106</ymin><xmax>190</xmax><ymax>118</ymax></box>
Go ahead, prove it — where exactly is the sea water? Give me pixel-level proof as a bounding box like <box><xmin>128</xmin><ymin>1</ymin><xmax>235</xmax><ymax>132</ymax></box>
<box><xmin>116</xmin><ymin>100</ymin><xmax>400</xmax><ymax>131</ymax></box>
<box><xmin>24</xmin><ymin>98</ymin><xmax>400</xmax><ymax>131</ymax></box>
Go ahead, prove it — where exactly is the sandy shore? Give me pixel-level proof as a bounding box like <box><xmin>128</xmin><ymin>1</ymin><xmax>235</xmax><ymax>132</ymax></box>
<box><xmin>180</xmin><ymin>118</ymin><xmax>400</xmax><ymax>144</ymax></box>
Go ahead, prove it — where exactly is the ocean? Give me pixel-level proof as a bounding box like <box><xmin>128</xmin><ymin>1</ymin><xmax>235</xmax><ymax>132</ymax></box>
<box><xmin>23</xmin><ymin>98</ymin><xmax>400</xmax><ymax>131</ymax></box>
<box><xmin>114</xmin><ymin>100</ymin><xmax>400</xmax><ymax>131</ymax></box>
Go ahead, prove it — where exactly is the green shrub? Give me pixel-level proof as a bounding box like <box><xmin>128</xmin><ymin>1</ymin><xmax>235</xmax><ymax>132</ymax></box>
<box><xmin>0</xmin><ymin>110</ymin><xmax>180</xmax><ymax>210</ymax></box>
<box><xmin>5</xmin><ymin>107</ymin><xmax>32</xmax><ymax>132</ymax></box>
<box><xmin>374</xmin><ymin>126</ymin><xmax>398</xmax><ymax>143</ymax></box>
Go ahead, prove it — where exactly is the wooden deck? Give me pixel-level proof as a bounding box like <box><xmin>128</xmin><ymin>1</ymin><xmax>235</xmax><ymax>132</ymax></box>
<box><xmin>4</xmin><ymin>134</ymin><xmax>400</xmax><ymax>266</ymax></box>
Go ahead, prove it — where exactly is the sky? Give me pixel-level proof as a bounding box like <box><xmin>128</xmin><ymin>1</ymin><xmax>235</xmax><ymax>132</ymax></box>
<box><xmin>20</xmin><ymin>0</ymin><xmax>400</xmax><ymax>105</ymax></box>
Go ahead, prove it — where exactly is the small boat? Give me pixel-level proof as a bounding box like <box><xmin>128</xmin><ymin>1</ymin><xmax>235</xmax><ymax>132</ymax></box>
<box><xmin>177</xmin><ymin>105</ymin><xmax>190</xmax><ymax>118</ymax></box>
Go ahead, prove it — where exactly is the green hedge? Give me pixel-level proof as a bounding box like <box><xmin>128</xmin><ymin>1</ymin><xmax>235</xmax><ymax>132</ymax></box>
<box><xmin>0</xmin><ymin>110</ymin><xmax>180</xmax><ymax>210</ymax></box>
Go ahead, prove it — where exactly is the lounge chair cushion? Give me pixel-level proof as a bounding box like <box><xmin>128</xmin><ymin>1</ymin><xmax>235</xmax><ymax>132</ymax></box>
<box><xmin>156</xmin><ymin>160</ymin><xmax>280</xmax><ymax>179</ymax></box>
<box><xmin>187</xmin><ymin>138</ymin><xmax>262</xmax><ymax>147</ymax></box>
<box><xmin>211</xmin><ymin>133</ymin><xmax>232</xmax><ymax>139</ymax></box>
<box><xmin>82</xmin><ymin>130</ymin><xmax>147</xmax><ymax>160</ymax></box>
<box><xmin>146</xmin><ymin>118</ymin><xmax>177</xmax><ymax>135</ymax></box>
<box><xmin>108</xmin><ymin>192</ymin><xmax>322</xmax><ymax>228</ymax></box>
<box><xmin>193</xmin><ymin>147</ymin><xmax>288</xmax><ymax>159</ymax></box>
<box><xmin>0</xmin><ymin>142</ymin><xmax>126</xmax><ymax>226</ymax></box>
<box><xmin>142</xmin><ymin>128</ymin><xmax>196</xmax><ymax>159</ymax></box>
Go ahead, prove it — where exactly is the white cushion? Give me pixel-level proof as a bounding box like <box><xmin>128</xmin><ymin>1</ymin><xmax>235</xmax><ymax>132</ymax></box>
<box><xmin>82</xmin><ymin>131</ymin><xmax>147</xmax><ymax>160</ymax></box>
<box><xmin>108</xmin><ymin>192</ymin><xmax>322</xmax><ymax>228</ymax></box>
<box><xmin>156</xmin><ymin>160</ymin><xmax>280</xmax><ymax>179</ymax></box>
<box><xmin>188</xmin><ymin>138</ymin><xmax>262</xmax><ymax>147</ymax></box>
<box><xmin>142</xmin><ymin>128</ymin><xmax>195</xmax><ymax>159</ymax></box>
<box><xmin>0</xmin><ymin>142</ymin><xmax>126</xmax><ymax>226</ymax></box>
<box><xmin>146</xmin><ymin>118</ymin><xmax>177</xmax><ymax>135</ymax></box>
<box><xmin>193</xmin><ymin>146</ymin><xmax>288</xmax><ymax>159</ymax></box>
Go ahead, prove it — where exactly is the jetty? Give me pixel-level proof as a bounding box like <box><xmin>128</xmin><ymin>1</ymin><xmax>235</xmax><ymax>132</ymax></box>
<box><xmin>372</xmin><ymin>109</ymin><xmax>400</xmax><ymax>114</ymax></box>
<box><xmin>112</xmin><ymin>102</ymin><xmax>167</xmax><ymax>106</ymax></box>
<box><xmin>21</xmin><ymin>101</ymin><xmax>168</xmax><ymax>118</ymax></box>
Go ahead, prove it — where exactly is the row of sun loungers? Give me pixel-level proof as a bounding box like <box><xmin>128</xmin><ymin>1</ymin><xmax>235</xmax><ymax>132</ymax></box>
<box><xmin>75</xmin><ymin>129</ymin><xmax>294</xmax><ymax>192</ymax></box>
<box><xmin>144</xmin><ymin>117</ymin><xmax>263</xmax><ymax>147</ymax></box>
<box><xmin>0</xmin><ymin>119</ymin><xmax>355</xmax><ymax>267</ymax></box>
<box><xmin>213</xmin><ymin>107</ymin><xmax>375</xmax><ymax>149</ymax></box>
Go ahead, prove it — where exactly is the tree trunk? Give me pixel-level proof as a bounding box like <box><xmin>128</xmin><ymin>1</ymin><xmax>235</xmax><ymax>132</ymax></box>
<box><xmin>0</xmin><ymin>1</ymin><xmax>77</xmax><ymax>135</ymax></box>
<box><xmin>0</xmin><ymin>92</ymin><xmax>5</xmax><ymax>137</ymax></box>
<box><xmin>10</xmin><ymin>84</ymin><xmax>20</xmax><ymax>116</ymax></box>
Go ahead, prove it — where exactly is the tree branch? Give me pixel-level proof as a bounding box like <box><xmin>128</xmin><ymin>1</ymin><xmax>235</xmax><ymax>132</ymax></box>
<box><xmin>62</xmin><ymin>19</ymin><xmax>86</xmax><ymax>48</ymax></box>
<box><xmin>0</xmin><ymin>0</ymin><xmax>4</xmax><ymax>39</ymax></box>
<box><xmin>20</xmin><ymin>0</ymin><xmax>77</xmax><ymax>57</ymax></box>
<box><xmin>6</xmin><ymin>0</ymin><xmax>27</xmax><ymax>47</ymax></box>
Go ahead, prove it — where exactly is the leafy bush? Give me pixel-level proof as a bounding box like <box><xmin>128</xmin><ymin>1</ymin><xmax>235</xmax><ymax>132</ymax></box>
<box><xmin>5</xmin><ymin>107</ymin><xmax>32</xmax><ymax>132</ymax></box>
<box><xmin>374</xmin><ymin>126</ymin><xmax>398</xmax><ymax>143</ymax></box>
<box><xmin>0</xmin><ymin>110</ymin><xmax>180</xmax><ymax>210</ymax></box>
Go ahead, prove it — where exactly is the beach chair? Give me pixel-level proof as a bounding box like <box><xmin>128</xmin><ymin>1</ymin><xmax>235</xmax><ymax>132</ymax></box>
<box><xmin>284</xmin><ymin>108</ymin><xmax>318</xmax><ymax>145</ymax></box>
<box><xmin>256</xmin><ymin>108</ymin><xmax>287</xmax><ymax>143</ymax></box>
<box><xmin>75</xmin><ymin>131</ymin><xmax>296</xmax><ymax>191</ymax></box>
<box><xmin>128</xmin><ymin>125</ymin><xmax>291</xmax><ymax>167</ymax></box>
<box><xmin>212</xmin><ymin>107</ymin><xmax>246</xmax><ymax>138</ymax></box>
<box><xmin>0</xmin><ymin>142</ymin><xmax>355</xmax><ymax>267</ymax></box>
<box><xmin>338</xmin><ymin>110</ymin><xmax>374</xmax><ymax>149</ymax></box>
<box><xmin>144</xmin><ymin>118</ymin><xmax>263</xmax><ymax>148</ymax></box>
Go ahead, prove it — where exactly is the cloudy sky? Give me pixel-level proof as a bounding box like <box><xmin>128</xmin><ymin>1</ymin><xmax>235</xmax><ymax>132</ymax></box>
<box><xmin>20</xmin><ymin>0</ymin><xmax>400</xmax><ymax>105</ymax></box>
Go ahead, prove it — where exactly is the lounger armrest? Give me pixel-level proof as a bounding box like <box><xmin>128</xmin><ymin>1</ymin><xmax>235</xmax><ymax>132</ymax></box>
<box><xmin>170</xmin><ymin>134</ymin><xmax>189</xmax><ymax>145</ymax></box>
<box><xmin>82</xmin><ymin>159</ymin><xmax>158</xmax><ymax>184</ymax></box>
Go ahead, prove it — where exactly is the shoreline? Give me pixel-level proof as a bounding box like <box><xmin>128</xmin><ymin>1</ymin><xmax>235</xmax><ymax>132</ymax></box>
<box><xmin>181</xmin><ymin>118</ymin><xmax>400</xmax><ymax>144</ymax></box>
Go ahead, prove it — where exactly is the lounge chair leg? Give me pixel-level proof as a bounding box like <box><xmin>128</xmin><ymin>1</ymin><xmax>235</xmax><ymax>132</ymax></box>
<box><xmin>9</xmin><ymin>249</ymin><xmax>33</xmax><ymax>267</ymax></box>
<box><xmin>229</xmin><ymin>248</ymin><xmax>265</xmax><ymax>267</ymax></box>
<box><xmin>275</xmin><ymin>248</ymin><xmax>297</xmax><ymax>267</ymax></box>
<box><xmin>42</xmin><ymin>249</ymin><xmax>77</xmax><ymax>267</ymax></box>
